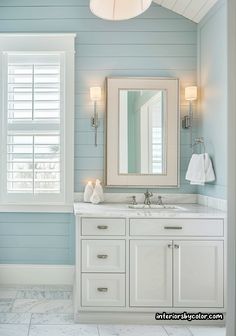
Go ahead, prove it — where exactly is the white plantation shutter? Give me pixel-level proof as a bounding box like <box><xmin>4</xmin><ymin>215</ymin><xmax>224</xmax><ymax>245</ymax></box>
<box><xmin>2</xmin><ymin>52</ymin><xmax>67</xmax><ymax>203</ymax></box>
<box><xmin>0</xmin><ymin>34</ymin><xmax>75</xmax><ymax>206</ymax></box>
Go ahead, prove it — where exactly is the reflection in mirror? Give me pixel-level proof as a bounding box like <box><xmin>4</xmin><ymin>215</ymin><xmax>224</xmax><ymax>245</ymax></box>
<box><xmin>119</xmin><ymin>89</ymin><xmax>166</xmax><ymax>175</ymax></box>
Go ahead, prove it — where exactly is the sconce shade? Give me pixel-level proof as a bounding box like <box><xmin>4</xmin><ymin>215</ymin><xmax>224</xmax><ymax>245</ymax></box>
<box><xmin>185</xmin><ymin>86</ymin><xmax>198</xmax><ymax>101</ymax></box>
<box><xmin>90</xmin><ymin>87</ymin><xmax>102</xmax><ymax>101</ymax></box>
<box><xmin>90</xmin><ymin>0</ymin><xmax>152</xmax><ymax>21</ymax></box>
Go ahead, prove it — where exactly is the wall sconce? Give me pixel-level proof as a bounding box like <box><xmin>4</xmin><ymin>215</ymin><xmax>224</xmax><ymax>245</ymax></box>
<box><xmin>90</xmin><ymin>86</ymin><xmax>102</xmax><ymax>146</ymax></box>
<box><xmin>182</xmin><ymin>86</ymin><xmax>198</xmax><ymax>147</ymax></box>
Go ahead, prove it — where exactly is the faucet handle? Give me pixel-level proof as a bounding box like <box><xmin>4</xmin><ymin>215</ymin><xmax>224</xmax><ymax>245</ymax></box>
<box><xmin>131</xmin><ymin>196</ymin><xmax>137</xmax><ymax>205</ymax></box>
<box><xmin>157</xmin><ymin>195</ymin><xmax>163</xmax><ymax>205</ymax></box>
<box><xmin>128</xmin><ymin>195</ymin><xmax>137</xmax><ymax>205</ymax></box>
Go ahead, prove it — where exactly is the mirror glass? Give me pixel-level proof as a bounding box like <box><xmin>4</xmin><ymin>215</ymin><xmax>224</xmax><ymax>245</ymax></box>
<box><xmin>106</xmin><ymin>77</ymin><xmax>179</xmax><ymax>187</ymax></box>
<box><xmin>119</xmin><ymin>89</ymin><xmax>166</xmax><ymax>175</ymax></box>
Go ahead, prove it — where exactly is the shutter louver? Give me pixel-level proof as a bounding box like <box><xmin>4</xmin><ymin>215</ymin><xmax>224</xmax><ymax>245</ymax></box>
<box><xmin>6</xmin><ymin>54</ymin><xmax>62</xmax><ymax>195</ymax></box>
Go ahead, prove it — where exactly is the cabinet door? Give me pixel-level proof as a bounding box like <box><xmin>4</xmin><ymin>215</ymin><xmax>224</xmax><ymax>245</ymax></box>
<box><xmin>130</xmin><ymin>240</ymin><xmax>172</xmax><ymax>307</ymax></box>
<box><xmin>173</xmin><ymin>240</ymin><xmax>224</xmax><ymax>308</ymax></box>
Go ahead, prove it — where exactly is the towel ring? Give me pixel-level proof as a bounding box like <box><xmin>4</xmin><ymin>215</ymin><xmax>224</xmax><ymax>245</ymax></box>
<box><xmin>192</xmin><ymin>137</ymin><xmax>206</xmax><ymax>154</ymax></box>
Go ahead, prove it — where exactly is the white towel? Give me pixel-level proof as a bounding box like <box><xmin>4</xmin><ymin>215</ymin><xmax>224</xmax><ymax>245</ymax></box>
<box><xmin>204</xmin><ymin>153</ymin><xmax>216</xmax><ymax>183</ymax></box>
<box><xmin>185</xmin><ymin>153</ymin><xmax>215</xmax><ymax>185</ymax></box>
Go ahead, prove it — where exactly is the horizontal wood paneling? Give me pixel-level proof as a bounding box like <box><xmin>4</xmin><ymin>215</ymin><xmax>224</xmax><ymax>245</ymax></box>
<box><xmin>75</xmin><ymin>57</ymin><xmax>196</xmax><ymax>70</ymax></box>
<box><xmin>0</xmin><ymin>236</ymin><xmax>69</xmax><ymax>248</ymax></box>
<box><xmin>0</xmin><ymin>0</ymin><xmax>197</xmax><ymax>265</ymax></box>
<box><xmin>0</xmin><ymin>213</ymin><xmax>75</xmax><ymax>264</ymax></box>
<box><xmin>77</xmin><ymin>44</ymin><xmax>197</xmax><ymax>57</ymax></box>
<box><xmin>0</xmin><ymin>248</ymin><xmax>70</xmax><ymax>264</ymax></box>
<box><xmin>75</xmin><ymin>144</ymin><xmax>104</xmax><ymax>158</ymax></box>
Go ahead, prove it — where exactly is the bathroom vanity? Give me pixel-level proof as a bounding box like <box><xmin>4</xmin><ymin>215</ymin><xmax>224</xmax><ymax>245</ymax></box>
<box><xmin>74</xmin><ymin>203</ymin><xmax>226</xmax><ymax>324</ymax></box>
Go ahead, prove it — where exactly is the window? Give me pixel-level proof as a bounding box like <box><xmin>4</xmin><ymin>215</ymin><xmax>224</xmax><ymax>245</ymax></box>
<box><xmin>0</xmin><ymin>35</ymin><xmax>75</xmax><ymax>206</ymax></box>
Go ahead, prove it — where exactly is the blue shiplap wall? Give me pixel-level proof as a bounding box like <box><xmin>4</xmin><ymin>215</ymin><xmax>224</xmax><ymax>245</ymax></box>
<box><xmin>0</xmin><ymin>0</ymin><xmax>198</xmax><ymax>193</ymax></box>
<box><xmin>197</xmin><ymin>0</ymin><xmax>227</xmax><ymax>199</ymax></box>
<box><xmin>0</xmin><ymin>213</ymin><xmax>75</xmax><ymax>264</ymax></box>
<box><xmin>0</xmin><ymin>0</ymin><xmax>197</xmax><ymax>264</ymax></box>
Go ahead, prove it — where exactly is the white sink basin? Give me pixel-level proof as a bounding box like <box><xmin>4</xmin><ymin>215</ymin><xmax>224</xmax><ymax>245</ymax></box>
<box><xmin>128</xmin><ymin>204</ymin><xmax>186</xmax><ymax>211</ymax></box>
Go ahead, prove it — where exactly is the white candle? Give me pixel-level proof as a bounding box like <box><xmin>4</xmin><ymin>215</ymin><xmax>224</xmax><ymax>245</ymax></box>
<box><xmin>83</xmin><ymin>181</ymin><xmax>94</xmax><ymax>203</ymax></box>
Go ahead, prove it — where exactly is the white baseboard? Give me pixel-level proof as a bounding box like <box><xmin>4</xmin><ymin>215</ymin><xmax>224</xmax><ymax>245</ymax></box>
<box><xmin>0</xmin><ymin>265</ymin><xmax>74</xmax><ymax>286</ymax></box>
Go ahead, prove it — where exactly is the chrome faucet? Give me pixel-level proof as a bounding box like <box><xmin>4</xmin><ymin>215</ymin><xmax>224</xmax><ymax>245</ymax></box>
<box><xmin>144</xmin><ymin>189</ymin><xmax>153</xmax><ymax>206</ymax></box>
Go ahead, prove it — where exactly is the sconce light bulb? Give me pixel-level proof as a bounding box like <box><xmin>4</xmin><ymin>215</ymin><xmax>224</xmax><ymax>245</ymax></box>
<box><xmin>90</xmin><ymin>86</ymin><xmax>102</xmax><ymax>101</ymax></box>
<box><xmin>185</xmin><ymin>86</ymin><xmax>198</xmax><ymax>101</ymax></box>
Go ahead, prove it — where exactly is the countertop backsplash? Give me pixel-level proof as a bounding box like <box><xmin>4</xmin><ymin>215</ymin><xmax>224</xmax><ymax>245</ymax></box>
<box><xmin>74</xmin><ymin>192</ymin><xmax>227</xmax><ymax>211</ymax></box>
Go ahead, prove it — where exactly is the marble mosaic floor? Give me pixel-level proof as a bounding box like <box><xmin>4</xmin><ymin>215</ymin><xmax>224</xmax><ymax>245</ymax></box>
<box><xmin>0</xmin><ymin>285</ymin><xmax>226</xmax><ymax>336</ymax></box>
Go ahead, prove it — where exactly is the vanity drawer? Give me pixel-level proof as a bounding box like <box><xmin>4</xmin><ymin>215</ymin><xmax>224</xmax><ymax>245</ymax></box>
<box><xmin>82</xmin><ymin>240</ymin><xmax>126</xmax><ymax>273</ymax></box>
<box><xmin>81</xmin><ymin>218</ymin><xmax>125</xmax><ymax>236</ymax></box>
<box><xmin>81</xmin><ymin>273</ymin><xmax>125</xmax><ymax>307</ymax></box>
<box><xmin>130</xmin><ymin>219</ymin><xmax>224</xmax><ymax>237</ymax></box>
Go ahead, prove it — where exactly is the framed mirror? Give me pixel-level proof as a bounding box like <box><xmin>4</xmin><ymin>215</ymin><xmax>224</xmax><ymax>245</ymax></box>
<box><xmin>106</xmin><ymin>77</ymin><xmax>179</xmax><ymax>187</ymax></box>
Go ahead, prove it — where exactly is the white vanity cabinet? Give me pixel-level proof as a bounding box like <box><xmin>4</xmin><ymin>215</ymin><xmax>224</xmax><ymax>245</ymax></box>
<box><xmin>130</xmin><ymin>239</ymin><xmax>224</xmax><ymax>308</ymax></box>
<box><xmin>74</xmin><ymin>207</ymin><xmax>226</xmax><ymax>324</ymax></box>
<box><xmin>173</xmin><ymin>240</ymin><xmax>224</xmax><ymax>308</ymax></box>
<box><xmin>129</xmin><ymin>218</ymin><xmax>224</xmax><ymax>309</ymax></box>
<box><xmin>130</xmin><ymin>240</ymin><xmax>172</xmax><ymax>307</ymax></box>
<box><xmin>75</xmin><ymin>217</ymin><xmax>127</xmax><ymax>315</ymax></box>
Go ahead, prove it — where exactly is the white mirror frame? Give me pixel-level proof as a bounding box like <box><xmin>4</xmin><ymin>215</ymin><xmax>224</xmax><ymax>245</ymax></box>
<box><xmin>106</xmin><ymin>77</ymin><xmax>180</xmax><ymax>187</ymax></box>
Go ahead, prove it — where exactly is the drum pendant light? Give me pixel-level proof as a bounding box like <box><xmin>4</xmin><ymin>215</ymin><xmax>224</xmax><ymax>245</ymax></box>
<box><xmin>90</xmin><ymin>0</ymin><xmax>152</xmax><ymax>21</ymax></box>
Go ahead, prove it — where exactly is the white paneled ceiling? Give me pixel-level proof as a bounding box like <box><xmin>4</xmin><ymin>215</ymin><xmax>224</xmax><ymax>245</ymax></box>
<box><xmin>153</xmin><ymin>0</ymin><xmax>219</xmax><ymax>23</ymax></box>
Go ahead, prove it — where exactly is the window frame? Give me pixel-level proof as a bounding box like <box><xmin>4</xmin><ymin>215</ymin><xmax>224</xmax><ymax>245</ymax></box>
<box><xmin>0</xmin><ymin>34</ymin><xmax>75</xmax><ymax>208</ymax></box>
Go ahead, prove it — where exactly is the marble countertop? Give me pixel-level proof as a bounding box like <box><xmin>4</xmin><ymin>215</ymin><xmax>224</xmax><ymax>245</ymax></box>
<box><xmin>74</xmin><ymin>202</ymin><xmax>226</xmax><ymax>219</ymax></box>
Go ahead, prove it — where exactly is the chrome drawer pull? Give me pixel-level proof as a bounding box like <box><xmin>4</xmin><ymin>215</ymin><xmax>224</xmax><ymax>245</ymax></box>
<box><xmin>97</xmin><ymin>287</ymin><xmax>108</xmax><ymax>292</ymax></box>
<box><xmin>174</xmin><ymin>244</ymin><xmax>180</xmax><ymax>249</ymax></box>
<box><xmin>97</xmin><ymin>254</ymin><xmax>108</xmax><ymax>259</ymax></box>
<box><xmin>167</xmin><ymin>244</ymin><xmax>173</xmax><ymax>249</ymax></box>
<box><xmin>164</xmin><ymin>226</ymin><xmax>183</xmax><ymax>230</ymax></box>
<box><xmin>97</xmin><ymin>225</ymin><xmax>108</xmax><ymax>230</ymax></box>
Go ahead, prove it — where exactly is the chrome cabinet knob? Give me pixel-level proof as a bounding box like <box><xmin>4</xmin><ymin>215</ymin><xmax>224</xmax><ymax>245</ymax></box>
<box><xmin>164</xmin><ymin>226</ymin><xmax>183</xmax><ymax>230</ymax></box>
<box><xmin>97</xmin><ymin>254</ymin><xmax>108</xmax><ymax>259</ymax></box>
<box><xmin>97</xmin><ymin>287</ymin><xmax>108</xmax><ymax>292</ymax></box>
<box><xmin>97</xmin><ymin>225</ymin><xmax>108</xmax><ymax>230</ymax></box>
